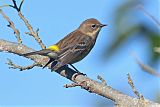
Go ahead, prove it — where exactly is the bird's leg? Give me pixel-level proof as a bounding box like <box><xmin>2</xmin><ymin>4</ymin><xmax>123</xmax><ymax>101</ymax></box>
<box><xmin>69</xmin><ymin>64</ymin><xmax>86</xmax><ymax>76</ymax></box>
<box><xmin>69</xmin><ymin>64</ymin><xmax>79</xmax><ymax>72</ymax></box>
<box><xmin>42</xmin><ymin>58</ymin><xmax>55</xmax><ymax>69</ymax></box>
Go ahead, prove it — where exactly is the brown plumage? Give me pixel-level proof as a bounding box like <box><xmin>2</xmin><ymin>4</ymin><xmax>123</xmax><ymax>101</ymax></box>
<box><xmin>23</xmin><ymin>18</ymin><xmax>106</xmax><ymax>71</ymax></box>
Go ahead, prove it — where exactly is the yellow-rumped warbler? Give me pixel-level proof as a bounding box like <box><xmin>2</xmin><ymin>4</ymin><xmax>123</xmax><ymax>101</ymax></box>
<box><xmin>23</xmin><ymin>18</ymin><xmax>106</xmax><ymax>71</ymax></box>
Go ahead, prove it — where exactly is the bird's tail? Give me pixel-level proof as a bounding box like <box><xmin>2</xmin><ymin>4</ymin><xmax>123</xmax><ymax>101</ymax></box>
<box><xmin>23</xmin><ymin>49</ymin><xmax>53</xmax><ymax>56</ymax></box>
<box><xmin>23</xmin><ymin>49</ymin><xmax>60</xmax><ymax>69</ymax></box>
<box><xmin>23</xmin><ymin>51</ymin><xmax>40</xmax><ymax>56</ymax></box>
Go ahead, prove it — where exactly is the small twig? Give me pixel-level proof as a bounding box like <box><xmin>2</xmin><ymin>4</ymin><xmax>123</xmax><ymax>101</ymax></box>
<box><xmin>25</xmin><ymin>13</ymin><xmax>45</xmax><ymax>49</ymax></box>
<box><xmin>10</xmin><ymin>0</ymin><xmax>19</xmax><ymax>11</ymax></box>
<box><xmin>137</xmin><ymin>5</ymin><xmax>160</xmax><ymax>28</ymax></box>
<box><xmin>6</xmin><ymin>58</ymin><xmax>39</xmax><ymax>71</ymax></box>
<box><xmin>9</xmin><ymin>0</ymin><xmax>46</xmax><ymax>49</ymax></box>
<box><xmin>0</xmin><ymin>9</ymin><xmax>22</xmax><ymax>44</ymax></box>
<box><xmin>136</xmin><ymin>58</ymin><xmax>160</xmax><ymax>77</ymax></box>
<box><xmin>131</xmin><ymin>52</ymin><xmax>160</xmax><ymax>77</ymax></box>
<box><xmin>0</xmin><ymin>4</ymin><xmax>10</xmax><ymax>8</ymax></box>
<box><xmin>64</xmin><ymin>75</ymin><xmax>108</xmax><ymax>91</ymax></box>
<box><xmin>18</xmin><ymin>12</ymin><xmax>46</xmax><ymax>49</ymax></box>
<box><xmin>64</xmin><ymin>83</ymin><xmax>81</xmax><ymax>88</ymax></box>
<box><xmin>97</xmin><ymin>75</ymin><xmax>107</xmax><ymax>85</ymax></box>
<box><xmin>19</xmin><ymin>0</ymin><xmax>24</xmax><ymax>11</ymax></box>
<box><xmin>127</xmin><ymin>74</ymin><xmax>144</xmax><ymax>100</ymax></box>
<box><xmin>63</xmin><ymin>81</ymin><xmax>89</xmax><ymax>91</ymax></box>
<box><xmin>9</xmin><ymin>0</ymin><xmax>24</xmax><ymax>12</ymax></box>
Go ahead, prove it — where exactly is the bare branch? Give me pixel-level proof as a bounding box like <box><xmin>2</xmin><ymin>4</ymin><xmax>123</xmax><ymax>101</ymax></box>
<box><xmin>0</xmin><ymin>4</ymin><xmax>10</xmax><ymax>8</ymax></box>
<box><xmin>136</xmin><ymin>58</ymin><xmax>160</xmax><ymax>77</ymax></box>
<box><xmin>64</xmin><ymin>80</ymin><xmax>89</xmax><ymax>91</ymax></box>
<box><xmin>10</xmin><ymin>0</ymin><xmax>19</xmax><ymax>11</ymax></box>
<box><xmin>19</xmin><ymin>0</ymin><xmax>24</xmax><ymax>11</ymax></box>
<box><xmin>64</xmin><ymin>83</ymin><xmax>82</xmax><ymax>88</ymax></box>
<box><xmin>97</xmin><ymin>75</ymin><xmax>107</xmax><ymax>85</ymax></box>
<box><xmin>18</xmin><ymin>12</ymin><xmax>46</xmax><ymax>49</ymax></box>
<box><xmin>0</xmin><ymin>39</ymin><xmax>159</xmax><ymax>107</ymax></box>
<box><xmin>6</xmin><ymin>58</ymin><xmax>40</xmax><ymax>71</ymax></box>
<box><xmin>9</xmin><ymin>0</ymin><xmax>46</xmax><ymax>49</ymax></box>
<box><xmin>9</xmin><ymin>0</ymin><xmax>24</xmax><ymax>12</ymax></box>
<box><xmin>127</xmin><ymin>74</ymin><xmax>144</xmax><ymax>99</ymax></box>
<box><xmin>137</xmin><ymin>5</ymin><xmax>160</xmax><ymax>28</ymax></box>
<box><xmin>0</xmin><ymin>9</ymin><xmax>22</xmax><ymax>44</ymax></box>
<box><xmin>64</xmin><ymin>76</ymin><xmax>107</xmax><ymax>92</ymax></box>
<box><xmin>132</xmin><ymin>52</ymin><xmax>160</xmax><ymax>77</ymax></box>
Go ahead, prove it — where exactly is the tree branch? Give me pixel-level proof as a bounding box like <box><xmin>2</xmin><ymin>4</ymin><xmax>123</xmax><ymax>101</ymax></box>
<box><xmin>0</xmin><ymin>9</ymin><xmax>22</xmax><ymax>44</ymax></box>
<box><xmin>9</xmin><ymin>0</ymin><xmax>46</xmax><ymax>49</ymax></box>
<box><xmin>0</xmin><ymin>39</ymin><xmax>159</xmax><ymax>107</ymax></box>
<box><xmin>137</xmin><ymin>5</ymin><xmax>160</xmax><ymax>28</ymax></box>
<box><xmin>127</xmin><ymin>74</ymin><xmax>144</xmax><ymax>99</ymax></box>
<box><xmin>131</xmin><ymin>52</ymin><xmax>160</xmax><ymax>77</ymax></box>
<box><xmin>6</xmin><ymin>58</ymin><xmax>40</xmax><ymax>71</ymax></box>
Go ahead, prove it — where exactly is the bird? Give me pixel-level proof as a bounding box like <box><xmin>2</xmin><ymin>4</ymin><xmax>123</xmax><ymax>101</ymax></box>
<box><xmin>23</xmin><ymin>18</ymin><xmax>106</xmax><ymax>72</ymax></box>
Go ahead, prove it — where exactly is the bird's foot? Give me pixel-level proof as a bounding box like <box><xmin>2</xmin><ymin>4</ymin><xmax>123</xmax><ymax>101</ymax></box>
<box><xmin>76</xmin><ymin>72</ymin><xmax>87</xmax><ymax>76</ymax></box>
<box><xmin>72</xmin><ymin>72</ymin><xmax>87</xmax><ymax>81</ymax></box>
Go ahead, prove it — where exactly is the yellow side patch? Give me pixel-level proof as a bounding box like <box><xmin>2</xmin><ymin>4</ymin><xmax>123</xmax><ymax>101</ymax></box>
<box><xmin>48</xmin><ymin>45</ymin><xmax>60</xmax><ymax>52</ymax></box>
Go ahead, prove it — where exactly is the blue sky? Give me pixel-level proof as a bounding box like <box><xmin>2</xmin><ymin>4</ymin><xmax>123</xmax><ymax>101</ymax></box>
<box><xmin>0</xmin><ymin>0</ymin><xmax>159</xmax><ymax>106</ymax></box>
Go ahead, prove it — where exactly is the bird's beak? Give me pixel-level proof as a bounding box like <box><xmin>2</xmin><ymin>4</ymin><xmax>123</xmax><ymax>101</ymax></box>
<box><xmin>100</xmin><ymin>24</ymin><xmax>107</xmax><ymax>27</ymax></box>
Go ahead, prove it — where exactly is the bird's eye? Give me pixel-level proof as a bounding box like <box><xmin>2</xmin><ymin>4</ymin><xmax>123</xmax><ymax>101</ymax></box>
<box><xmin>91</xmin><ymin>24</ymin><xmax>96</xmax><ymax>29</ymax></box>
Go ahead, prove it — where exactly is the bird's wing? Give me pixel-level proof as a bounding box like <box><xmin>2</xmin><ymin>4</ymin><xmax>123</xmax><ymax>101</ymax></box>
<box><xmin>54</xmin><ymin>35</ymin><xmax>93</xmax><ymax>69</ymax></box>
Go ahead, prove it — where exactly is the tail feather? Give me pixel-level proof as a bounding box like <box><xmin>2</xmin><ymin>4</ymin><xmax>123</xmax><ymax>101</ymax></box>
<box><xmin>23</xmin><ymin>49</ymin><xmax>53</xmax><ymax>56</ymax></box>
<box><xmin>23</xmin><ymin>49</ymin><xmax>59</xmax><ymax>70</ymax></box>
<box><xmin>23</xmin><ymin>51</ymin><xmax>40</xmax><ymax>56</ymax></box>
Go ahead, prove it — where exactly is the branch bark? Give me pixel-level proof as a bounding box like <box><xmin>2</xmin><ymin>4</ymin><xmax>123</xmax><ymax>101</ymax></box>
<box><xmin>0</xmin><ymin>39</ymin><xmax>159</xmax><ymax>107</ymax></box>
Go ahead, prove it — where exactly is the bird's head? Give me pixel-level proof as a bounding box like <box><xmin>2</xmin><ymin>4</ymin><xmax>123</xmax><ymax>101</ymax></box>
<box><xmin>78</xmin><ymin>18</ymin><xmax>106</xmax><ymax>39</ymax></box>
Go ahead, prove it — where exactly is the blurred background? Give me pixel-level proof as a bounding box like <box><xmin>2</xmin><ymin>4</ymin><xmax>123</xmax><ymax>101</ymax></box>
<box><xmin>0</xmin><ymin>0</ymin><xmax>159</xmax><ymax>106</ymax></box>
